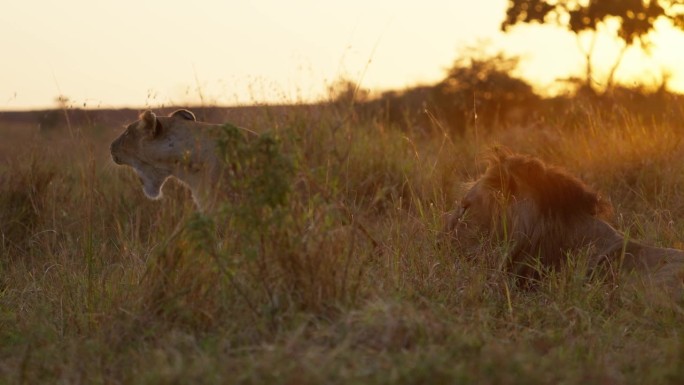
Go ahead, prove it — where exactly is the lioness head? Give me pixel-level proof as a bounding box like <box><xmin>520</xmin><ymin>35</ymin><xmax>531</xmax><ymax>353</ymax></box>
<box><xmin>110</xmin><ymin>109</ymin><xmax>199</xmax><ymax>199</ymax></box>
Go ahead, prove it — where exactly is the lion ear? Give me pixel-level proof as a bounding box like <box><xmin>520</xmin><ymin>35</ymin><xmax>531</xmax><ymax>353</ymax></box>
<box><xmin>486</xmin><ymin>146</ymin><xmax>519</xmax><ymax>195</ymax></box>
<box><xmin>138</xmin><ymin>110</ymin><xmax>163</xmax><ymax>138</ymax></box>
<box><xmin>502</xmin><ymin>155</ymin><xmax>546</xmax><ymax>200</ymax></box>
<box><xmin>491</xmin><ymin>145</ymin><xmax>513</xmax><ymax>162</ymax></box>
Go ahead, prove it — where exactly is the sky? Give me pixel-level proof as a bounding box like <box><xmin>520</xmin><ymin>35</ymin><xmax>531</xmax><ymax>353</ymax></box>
<box><xmin>3</xmin><ymin>0</ymin><xmax>684</xmax><ymax>111</ymax></box>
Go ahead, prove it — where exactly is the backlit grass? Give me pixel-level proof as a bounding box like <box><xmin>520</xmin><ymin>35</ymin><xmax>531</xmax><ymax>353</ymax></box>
<box><xmin>1</xmin><ymin>101</ymin><xmax>684</xmax><ymax>384</ymax></box>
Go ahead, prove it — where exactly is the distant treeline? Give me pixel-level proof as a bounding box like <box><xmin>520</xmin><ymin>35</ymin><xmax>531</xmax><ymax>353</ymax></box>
<box><xmin>355</xmin><ymin>81</ymin><xmax>684</xmax><ymax>137</ymax></box>
<box><xmin>348</xmin><ymin>53</ymin><xmax>684</xmax><ymax>136</ymax></box>
<box><xmin>4</xmin><ymin>54</ymin><xmax>684</xmax><ymax>135</ymax></box>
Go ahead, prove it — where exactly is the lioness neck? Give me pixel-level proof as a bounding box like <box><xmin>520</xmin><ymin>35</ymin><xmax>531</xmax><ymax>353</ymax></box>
<box><xmin>169</xmin><ymin>123</ymin><xmax>225</xmax><ymax>210</ymax></box>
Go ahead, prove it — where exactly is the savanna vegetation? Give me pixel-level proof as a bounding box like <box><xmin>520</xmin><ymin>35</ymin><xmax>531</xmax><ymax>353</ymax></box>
<box><xmin>3</xmin><ymin>73</ymin><xmax>684</xmax><ymax>384</ymax></box>
<box><xmin>6</xmin><ymin>0</ymin><xmax>684</xmax><ymax>371</ymax></box>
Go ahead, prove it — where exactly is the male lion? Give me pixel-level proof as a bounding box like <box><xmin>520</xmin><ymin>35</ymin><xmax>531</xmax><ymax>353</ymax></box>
<box><xmin>444</xmin><ymin>147</ymin><xmax>684</xmax><ymax>293</ymax></box>
<box><xmin>110</xmin><ymin>109</ymin><xmax>256</xmax><ymax>209</ymax></box>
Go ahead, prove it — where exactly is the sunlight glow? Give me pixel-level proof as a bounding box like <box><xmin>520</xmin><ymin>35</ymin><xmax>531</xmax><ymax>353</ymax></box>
<box><xmin>2</xmin><ymin>0</ymin><xmax>684</xmax><ymax>110</ymax></box>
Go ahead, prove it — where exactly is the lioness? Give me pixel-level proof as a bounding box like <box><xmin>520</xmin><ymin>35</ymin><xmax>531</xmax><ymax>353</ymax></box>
<box><xmin>444</xmin><ymin>147</ymin><xmax>684</xmax><ymax>294</ymax></box>
<box><xmin>110</xmin><ymin>109</ymin><xmax>255</xmax><ymax>209</ymax></box>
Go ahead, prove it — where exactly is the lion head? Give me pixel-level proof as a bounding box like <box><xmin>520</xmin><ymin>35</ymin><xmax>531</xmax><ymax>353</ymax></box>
<box><xmin>445</xmin><ymin>147</ymin><xmax>614</xmax><ymax>277</ymax></box>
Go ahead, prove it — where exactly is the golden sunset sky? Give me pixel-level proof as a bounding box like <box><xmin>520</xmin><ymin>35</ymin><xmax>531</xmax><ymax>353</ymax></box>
<box><xmin>3</xmin><ymin>0</ymin><xmax>684</xmax><ymax>111</ymax></box>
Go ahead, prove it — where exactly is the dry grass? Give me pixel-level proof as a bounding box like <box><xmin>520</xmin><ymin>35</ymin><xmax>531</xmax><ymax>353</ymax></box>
<box><xmin>2</xmin><ymin>101</ymin><xmax>684</xmax><ymax>384</ymax></box>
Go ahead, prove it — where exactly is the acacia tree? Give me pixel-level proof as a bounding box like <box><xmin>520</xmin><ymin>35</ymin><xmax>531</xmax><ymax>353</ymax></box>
<box><xmin>432</xmin><ymin>50</ymin><xmax>538</xmax><ymax>134</ymax></box>
<box><xmin>502</xmin><ymin>0</ymin><xmax>684</xmax><ymax>93</ymax></box>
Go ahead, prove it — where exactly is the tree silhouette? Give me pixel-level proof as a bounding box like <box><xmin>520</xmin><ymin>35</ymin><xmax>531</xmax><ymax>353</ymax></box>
<box><xmin>502</xmin><ymin>0</ymin><xmax>684</xmax><ymax>93</ymax></box>
<box><xmin>432</xmin><ymin>50</ymin><xmax>538</xmax><ymax>135</ymax></box>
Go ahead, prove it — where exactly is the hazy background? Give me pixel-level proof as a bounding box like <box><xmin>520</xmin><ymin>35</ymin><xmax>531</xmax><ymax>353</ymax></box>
<box><xmin>4</xmin><ymin>0</ymin><xmax>684</xmax><ymax>111</ymax></box>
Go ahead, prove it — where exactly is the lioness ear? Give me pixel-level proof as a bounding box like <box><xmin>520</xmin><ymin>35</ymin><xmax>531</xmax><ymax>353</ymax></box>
<box><xmin>139</xmin><ymin>110</ymin><xmax>156</xmax><ymax>127</ymax></box>
<box><xmin>170</xmin><ymin>109</ymin><xmax>196</xmax><ymax>121</ymax></box>
<box><xmin>138</xmin><ymin>110</ymin><xmax>163</xmax><ymax>138</ymax></box>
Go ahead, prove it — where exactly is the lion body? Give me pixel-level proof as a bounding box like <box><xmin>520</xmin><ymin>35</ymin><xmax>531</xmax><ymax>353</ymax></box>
<box><xmin>445</xmin><ymin>148</ymin><xmax>684</xmax><ymax>293</ymax></box>
<box><xmin>110</xmin><ymin>109</ymin><xmax>252</xmax><ymax>208</ymax></box>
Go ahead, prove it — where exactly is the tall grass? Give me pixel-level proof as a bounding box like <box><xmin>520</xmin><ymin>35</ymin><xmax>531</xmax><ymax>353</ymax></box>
<box><xmin>1</xmin><ymin>101</ymin><xmax>684</xmax><ymax>384</ymax></box>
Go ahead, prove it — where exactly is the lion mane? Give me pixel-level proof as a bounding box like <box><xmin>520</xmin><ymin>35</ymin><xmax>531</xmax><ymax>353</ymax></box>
<box><xmin>446</xmin><ymin>147</ymin><xmax>684</xmax><ymax>292</ymax></box>
<box><xmin>480</xmin><ymin>148</ymin><xmax>612</xmax><ymax>219</ymax></box>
